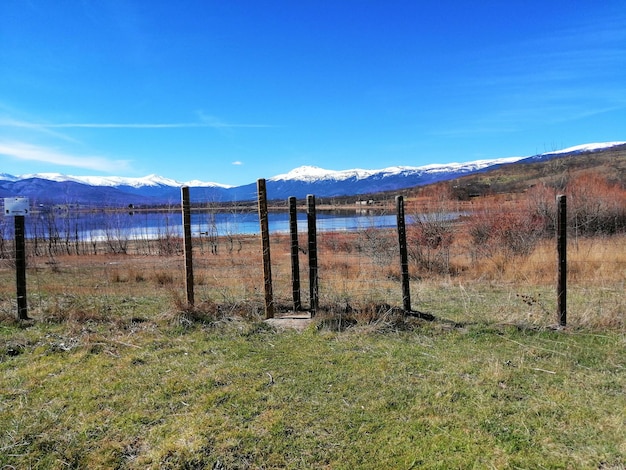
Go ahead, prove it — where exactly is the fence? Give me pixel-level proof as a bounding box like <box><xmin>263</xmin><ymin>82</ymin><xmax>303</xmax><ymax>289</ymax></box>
<box><xmin>0</xmin><ymin>182</ymin><xmax>624</xmax><ymax>329</ymax></box>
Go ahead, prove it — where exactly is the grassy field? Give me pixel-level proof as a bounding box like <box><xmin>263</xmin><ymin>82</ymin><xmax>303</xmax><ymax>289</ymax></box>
<box><xmin>1</xmin><ymin>279</ymin><xmax>625</xmax><ymax>468</ymax></box>
<box><xmin>0</xmin><ymin>227</ymin><xmax>625</xmax><ymax>468</ymax></box>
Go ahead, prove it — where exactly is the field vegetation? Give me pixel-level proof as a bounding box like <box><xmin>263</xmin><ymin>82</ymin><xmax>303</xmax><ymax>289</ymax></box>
<box><xmin>1</xmin><ymin>149</ymin><xmax>625</xmax><ymax>468</ymax></box>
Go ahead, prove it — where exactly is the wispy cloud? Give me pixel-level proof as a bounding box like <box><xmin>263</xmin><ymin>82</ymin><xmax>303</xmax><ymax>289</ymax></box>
<box><xmin>232</xmin><ymin>161</ymin><xmax>243</xmax><ymax>166</ymax></box>
<box><xmin>0</xmin><ymin>141</ymin><xmax>131</xmax><ymax>172</ymax></box>
<box><xmin>0</xmin><ymin>118</ymin><xmax>80</xmax><ymax>143</ymax></box>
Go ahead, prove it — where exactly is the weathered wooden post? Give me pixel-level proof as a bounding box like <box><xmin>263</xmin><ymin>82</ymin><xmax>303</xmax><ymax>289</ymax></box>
<box><xmin>307</xmin><ymin>194</ymin><xmax>319</xmax><ymax>316</ymax></box>
<box><xmin>557</xmin><ymin>194</ymin><xmax>567</xmax><ymax>326</ymax></box>
<box><xmin>15</xmin><ymin>214</ymin><xmax>28</xmax><ymax>320</ymax></box>
<box><xmin>4</xmin><ymin>197</ymin><xmax>29</xmax><ymax>320</ymax></box>
<box><xmin>257</xmin><ymin>179</ymin><xmax>274</xmax><ymax>319</ymax></box>
<box><xmin>181</xmin><ymin>186</ymin><xmax>194</xmax><ymax>307</ymax></box>
<box><xmin>289</xmin><ymin>196</ymin><xmax>302</xmax><ymax>311</ymax></box>
<box><xmin>396</xmin><ymin>195</ymin><xmax>411</xmax><ymax>313</ymax></box>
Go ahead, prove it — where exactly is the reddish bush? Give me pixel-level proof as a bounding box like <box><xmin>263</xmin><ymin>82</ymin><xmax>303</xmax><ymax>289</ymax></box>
<box><xmin>566</xmin><ymin>173</ymin><xmax>626</xmax><ymax>236</ymax></box>
<box><xmin>467</xmin><ymin>209</ymin><xmax>544</xmax><ymax>259</ymax></box>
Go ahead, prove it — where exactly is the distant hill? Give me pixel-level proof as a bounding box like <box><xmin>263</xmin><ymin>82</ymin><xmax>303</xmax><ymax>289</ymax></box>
<box><xmin>1</xmin><ymin>142</ymin><xmax>624</xmax><ymax>207</ymax></box>
<box><xmin>424</xmin><ymin>142</ymin><xmax>626</xmax><ymax>201</ymax></box>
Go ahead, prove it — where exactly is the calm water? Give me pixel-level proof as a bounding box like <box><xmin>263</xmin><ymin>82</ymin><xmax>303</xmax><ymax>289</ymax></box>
<box><xmin>10</xmin><ymin>209</ymin><xmax>401</xmax><ymax>241</ymax></box>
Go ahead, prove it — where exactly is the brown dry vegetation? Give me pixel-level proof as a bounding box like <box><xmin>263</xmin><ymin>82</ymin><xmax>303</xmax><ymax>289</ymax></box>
<box><xmin>0</xmin><ymin>221</ymin><xmax>622</xmax><ymax>330</ymax></box>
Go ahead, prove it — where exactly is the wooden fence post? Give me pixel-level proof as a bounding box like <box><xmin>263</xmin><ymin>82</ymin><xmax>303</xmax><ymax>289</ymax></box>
<box><xmin>307</xmin><ymin>194</ymin><xmax>319</xmax><ymax>316</ymax></box>
<box><xmin>289</xmin><ymin>196</ymin><xmax>302</xmax><ymax>311</ymax></box>
<box><xmin>257</xmin><ymin>179</ymin><xmax>274</xmax><ymax>319</ymax></box>
<box><xmin>557</xmin><ymin>194</ymin><xmax>567</xmax><ymax>326</ymax></box>
<box><xmin>14</xmin><ymin>214</ymin><xmax>28</xmax><ymax>320</ymax></box>
<box><xmin>396</xmin><ymin>196</ymin><xmax>411</xmax><ymax>313</ymax></box>
<box><xmin>181</xmin><ymin>186</ymin><xmax>194</xmax><ymax>307</ymax></box>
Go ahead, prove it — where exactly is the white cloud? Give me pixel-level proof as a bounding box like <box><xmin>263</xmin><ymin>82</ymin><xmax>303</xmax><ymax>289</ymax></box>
<box><xmin>232</xmin><ymin>161</ymin><xmax>243</xmax><ymax>166</ymax></box>
<box><xmin>0</xmin><ymin>141</ymin><xmax>131</xmax><ymax>172</ymax></box>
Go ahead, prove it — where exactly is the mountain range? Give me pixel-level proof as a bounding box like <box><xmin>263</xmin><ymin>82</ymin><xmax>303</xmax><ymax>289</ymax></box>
<box><xmin>1</xmin><ymin>142</ymin><xmax>624</xmax><ymax>207</ymax></box>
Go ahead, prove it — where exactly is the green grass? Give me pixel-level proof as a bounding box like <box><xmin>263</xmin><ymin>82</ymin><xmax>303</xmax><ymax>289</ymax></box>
<box><xmin>1</xmin><ymin>298</ymin><xmax>624</xmax><ymax>469</ymax></box>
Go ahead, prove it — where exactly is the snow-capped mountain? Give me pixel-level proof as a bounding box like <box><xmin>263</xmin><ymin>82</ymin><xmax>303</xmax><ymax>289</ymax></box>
<box><xmin>518</xmin><ymin>141</ymin><xmax>626</xmax><ymax>164</ymax></box>
<box><xmin>270</xmin><ymin>166</ymin><xmax>378</xmax><ymax>182</ymax></box>
<box><xmin>261</xmin><ymin>155</ymin><xmax>529</xmax><ymax>200</ymax></box>
<box><xmin>544</xmin><ymin>142</ymin><xmax>626</xmax><ymax>155</ymax></box>
<box><xmin>270</xmin><ymin>156</ymin><xmax>524</xmax><ymax>183</ymax></box>
<box><xmin>1</xmin><ymin>142</ymin><xmax>624</xmax><ymax>206</ymax></box>
<box><xmin>10</xmin><ymin>173</ymin><xmax>231</xmax><ymax>189</ymax></box>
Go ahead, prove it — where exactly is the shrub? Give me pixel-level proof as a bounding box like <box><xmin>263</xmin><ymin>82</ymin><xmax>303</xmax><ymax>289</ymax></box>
<box><xmin>513</xmin><ymin>172</ymin><xmax>626</xmax><ymax>240</ymax></box>
<box><xmin>406</xmin><ymin>186</ymin><xmax>457</xmax><ymax>275</ymax></box>
<box><xmin>566</xmin><ymin>173</ymin><xmax>626</xmax><ymax>236</ymax></box>
<box><xmin>467</xmin><ymin>209</ymin><xmax>544</xmax><ymax>261</ymax></box>
<box><xmin>356</xmin><ymin>227</ymin><xmax>396</xmax><ymax>267</ymax></box>
<box><xmin>407</xmin><ymin>214</ymin><xmax>455</xmax><ymax>274</ymax></box>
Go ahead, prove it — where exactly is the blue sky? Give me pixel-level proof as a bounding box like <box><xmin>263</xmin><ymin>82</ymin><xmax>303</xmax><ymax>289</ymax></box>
<box><xmin>1</xmin><ymin>1</ymin><xmax>625</xmax><ymax>186</ymax></box>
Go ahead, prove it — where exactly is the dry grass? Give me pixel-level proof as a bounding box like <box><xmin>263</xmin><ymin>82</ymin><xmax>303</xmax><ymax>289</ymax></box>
<box><xmin>460</xmin><ymin>235</ymin><xmax>626</xmax><ymax>285</ymax></box>
<box><xmin>0</xmin><ymin>231</ymin><xmax>623</xmax><ymax>330</ymax></box>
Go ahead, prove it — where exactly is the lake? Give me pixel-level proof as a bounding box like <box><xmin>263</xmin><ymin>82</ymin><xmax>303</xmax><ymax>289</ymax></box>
<box><xmin>8</xmin><ymin>209</ymin><xmax>401</xmax><ymax>241</ymax></box>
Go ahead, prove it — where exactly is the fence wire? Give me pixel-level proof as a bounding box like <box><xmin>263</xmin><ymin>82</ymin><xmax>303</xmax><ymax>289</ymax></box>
<box><xmin>0</xmin><ymin>202</ymin><xmax>624</xmax><ymax>328</ymax></box>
